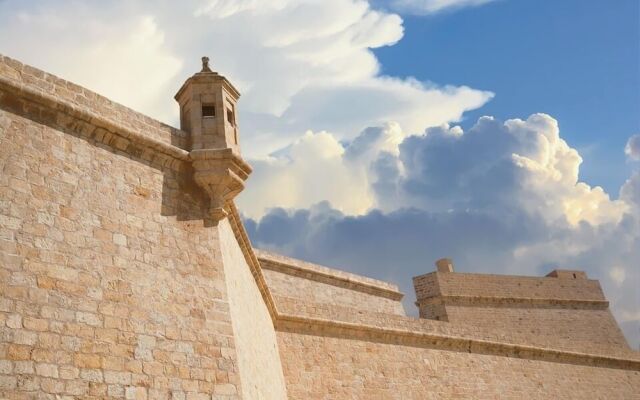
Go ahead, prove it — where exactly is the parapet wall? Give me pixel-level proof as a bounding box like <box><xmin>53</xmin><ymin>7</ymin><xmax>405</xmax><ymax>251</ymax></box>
<box><xmin>257</xmin><ymin>250</ymin><xmax>405</xmax><ymax>316</ymax></box>
<box><xmin>0</xmin><ymin>55</ymin><xmax>188</xmax><ymax>150</ymax></box>
<box><xmin>277</xmin><ymin>331</ymin><xmax>639</xmax><ymax>400</ymax></box>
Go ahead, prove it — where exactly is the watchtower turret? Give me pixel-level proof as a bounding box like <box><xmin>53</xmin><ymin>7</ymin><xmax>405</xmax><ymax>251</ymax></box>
<box><xmin>175</xmin><ymin>57</ymin><xmax>251</xmax><ymax>223</ymax></box>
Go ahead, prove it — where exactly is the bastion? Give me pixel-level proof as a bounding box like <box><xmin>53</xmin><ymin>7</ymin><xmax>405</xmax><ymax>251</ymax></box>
<box><xmin>0</xmin><ymin>54</ymin><xmax>638</xmax><ymax>399</ymax></box>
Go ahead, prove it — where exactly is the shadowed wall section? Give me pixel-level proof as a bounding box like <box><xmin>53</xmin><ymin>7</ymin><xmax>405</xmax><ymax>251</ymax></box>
<box><xmin>218</xmin><ymin>221</ymin><xmax>287</xmax><ymax>399</ymax></box>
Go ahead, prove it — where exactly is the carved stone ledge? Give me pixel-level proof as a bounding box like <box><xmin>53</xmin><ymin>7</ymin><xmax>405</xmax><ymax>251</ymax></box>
<box><xmin>190</xmin><ymin>148</ymin><xmax>252</xmax><ymax>223</ymax></box>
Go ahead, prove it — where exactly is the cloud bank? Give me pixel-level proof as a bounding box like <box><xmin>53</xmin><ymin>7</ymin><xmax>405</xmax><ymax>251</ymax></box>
<box><xmin>242</xmin><ymin>116</ymin><xmax>640</xmax><ymax>348</ymax></box>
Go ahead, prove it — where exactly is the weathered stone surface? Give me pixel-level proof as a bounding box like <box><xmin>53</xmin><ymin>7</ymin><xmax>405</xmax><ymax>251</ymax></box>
<box><xmin>277</xmin><ymin>332</ymin><xmax>640</xmax><ymax>400</ymax></box>
<box><xmin>0</xmin><ymin>55</ymin><xmax>243</xmax><ymax>399</ymax></box>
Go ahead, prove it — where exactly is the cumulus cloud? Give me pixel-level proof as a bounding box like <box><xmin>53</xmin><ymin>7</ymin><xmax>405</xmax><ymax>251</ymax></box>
<box><xmin>243</xmin><ymin>113</ymin><xmax>640</xmax><ymax>348</ymax></box>
<box><xmin>398</xmin><ymin>114</ymin><xmax>628</xmax><ymax>226</ymax></box>
<box><xmin>241</xmin><ymin>113</ymin><xmax>628</xmax><ymax>226</ymax></box>
<box><xmin>240</xmin><ymin>130</ymin><xmax>375</xmax><ymax>218</ymax></box>
<box><xmin>0</xmin><ymin>2</ymin><xmax>183</xmax><ymax>121</ymax></box>
<box><xmin>0</xmin><ymin>0</ymin><xmax>492</xmax><ymax>157</ymax></box>
<box><xmin>625</xmin><ymin>134</ymin><xmax>640</xmax><ymax>161</ymax></box>
<box><xmin>621</xmin><ymin>172</ymin><xmax>640</xmax><ymax>214</ymax></box>
<box><xmin>389</xmin><ymin>0</ymin><xmax>499</xmax><ymax>14</ymax></box>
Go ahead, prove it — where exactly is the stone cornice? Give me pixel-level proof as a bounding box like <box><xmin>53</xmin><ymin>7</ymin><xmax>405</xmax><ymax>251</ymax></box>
<box><xmin>415</xmin><ymin>295</ymin><xmax>610</xmax><ymax>310</ymax></box>
<box><xmin>225</xmin><ymin>202</ymin><xmax>279</xmax><ymax>322</ymax></box>
<box><xmin>174</xmin><ymin>72</ymin><xmax>241</xmax><ymax>102</ymax></box>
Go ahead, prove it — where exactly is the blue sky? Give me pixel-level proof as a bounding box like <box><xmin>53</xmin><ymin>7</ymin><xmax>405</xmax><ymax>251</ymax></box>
<box><xmin>375</xmin><ymin>0</ymin><xmax>639</xmax><ymax>194</ymax></box>
<box><xmin>1</xmin><ymin>0</ymin><xmax>638</xmax><ymax>347</ymax></box>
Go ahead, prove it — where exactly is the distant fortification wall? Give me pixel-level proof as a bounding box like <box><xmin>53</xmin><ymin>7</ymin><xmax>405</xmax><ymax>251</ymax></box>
<box><xmin>272</xmin><ymin>291</ymin><xmax>640</xmax><ymax>399</ymax></box>
<box><xmin>264</xmin><ymin>254</ymin><xmax>639</xmax><ymax>399</ymax></box>
<box><xmin>413</xmin><ymin>268</ymin><xmax>629</xmax><ymax>350</ymax></box>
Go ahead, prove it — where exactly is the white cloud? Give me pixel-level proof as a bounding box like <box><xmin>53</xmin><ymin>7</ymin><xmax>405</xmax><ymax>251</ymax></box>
<box><xmin>240</xmin><ymin>130</ymin><xmax>375</xmax><ymax>218</ymax></box>
<box><xmin>625</xmin><ymin>134</ymin><xmax>640</xmax><ymax>161</ymax></box>
<box><xmin>390</xmin><ymin>0</ymin><xmax>499</xmax><ymax>14</ymax></box>
<box><xmin>394</xmin><ymin>113</ymin><xmax>627</xmax><ymax>226</ymax></box>
<box><xmin>0</xmin><ymin>0</ymin><xmax>492</xmax><ymax>157</ymax></box>
<box><xmin>238</xmin><ymin>122</ymin><xmax>410</xmax><ymax>218</ymax></box>
<box><xmin>609</xmin><ymin>266</ymin><xmax>626</xmax><ymax>286</ymax></box>
<box><xmin>0</xmin><ymin>3</ymin><xmax>183</xmax><ymax>121</ymax></box>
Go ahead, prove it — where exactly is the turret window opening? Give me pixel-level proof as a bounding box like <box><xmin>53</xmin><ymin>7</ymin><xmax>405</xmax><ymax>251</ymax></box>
<box><xmin>202</xmin><ymin>104</ymin><xmax>215</xmax><ymax>118</ymax></box>
<box><xmin>227</xmin><ymin>105</ymin><xmax>236</xmax><ymax>127</ymax></box>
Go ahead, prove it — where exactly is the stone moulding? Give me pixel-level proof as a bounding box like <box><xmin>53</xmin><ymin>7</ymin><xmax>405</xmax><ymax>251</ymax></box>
<box><xmin>274</xmin><ymin>313</ymin><xmax>640</xmax><ymax>371</ymax></box>
<box><xmin>192</xmin><ymin>148</ymin><xmax>252</xmax><ymax>223</ymax></box>
<box><xmin>226</xmin><ymin>202</ymin><xmax>279</xmax><ymax>322</ymax></box>
<box><xmin>415</xmin><ymin>295</ymin><xmax>610</xmax><ymax>310</ymax></box>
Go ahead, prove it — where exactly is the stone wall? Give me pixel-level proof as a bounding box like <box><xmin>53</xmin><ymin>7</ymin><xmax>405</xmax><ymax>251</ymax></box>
<box><xmin>440</xmin><ymin>305</ymin><xmax>628</xmax><ymax>349</ymax></box>
<box><xmin>218</xmin><ymin>223</ymin><xmax>287</xmax><ymax>399</ymax></box>
<box><xmin>277</xmin><ymin>331</ymin><xmax>640</xmax><ymax>400</ymax></box>
<box><xmin>0</xmin><ymin>68</ymin><xmax>243</xmax><ymax>398</ymax></box>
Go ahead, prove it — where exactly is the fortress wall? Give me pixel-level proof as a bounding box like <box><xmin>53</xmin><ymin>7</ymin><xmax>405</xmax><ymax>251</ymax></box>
<box><xmin>218</xmin><ymin>221</ymin><xmax>287</xmax><ymax>399</ymax></box>
<box><xmin>261</xmin><ymin>269</ymin><xmax>405</xmax><ymax>315</ymax></box>
<box><xmin>276</xmin><ymin>331</ymin><xmax>640</xmax><ymax>400</ymax></box>
<box><xmin>257</xmin><ymin>251</ymin><xmax>405</xmax><ymax>316</ymax></box>
<box><xmin>0</xmin><ymin>104</ymin><xmax>243</xmax><ymax>397</ymax></box>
